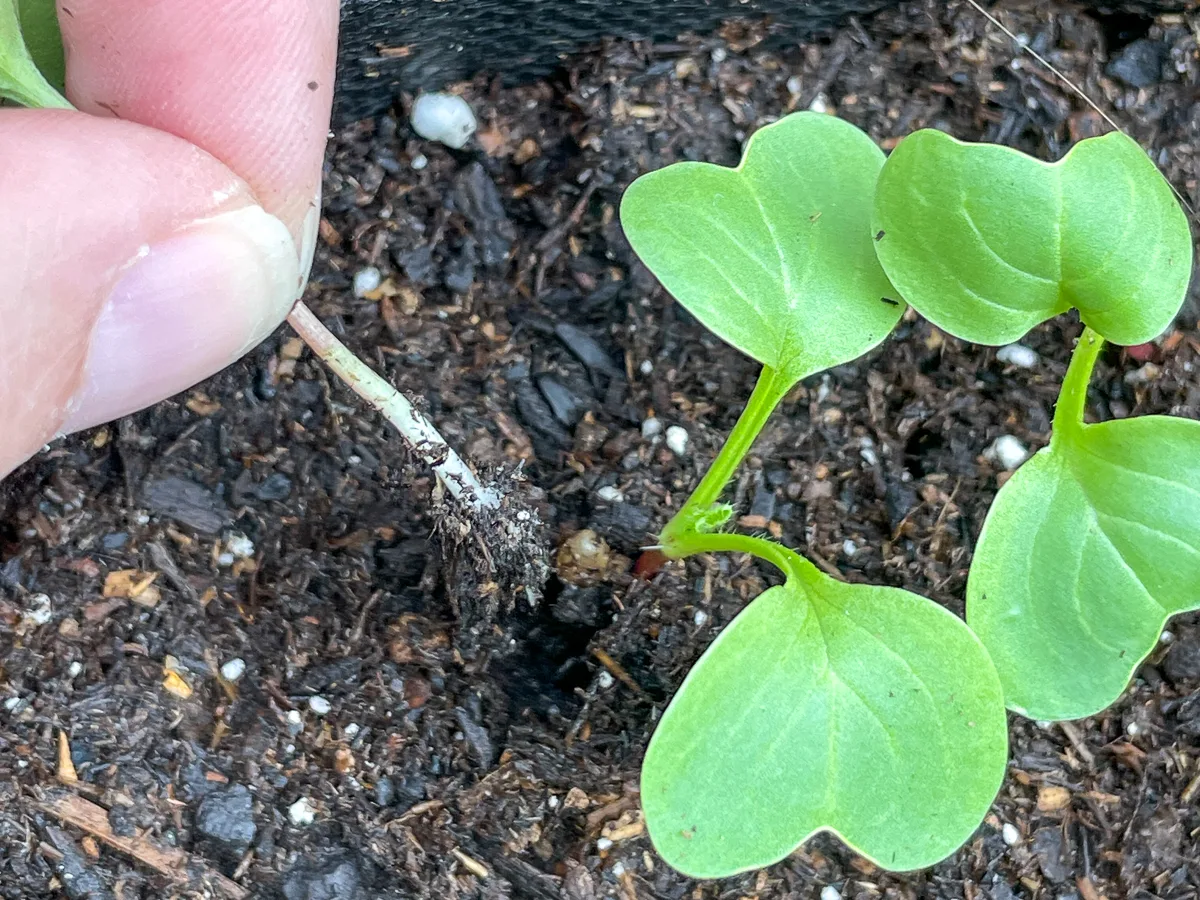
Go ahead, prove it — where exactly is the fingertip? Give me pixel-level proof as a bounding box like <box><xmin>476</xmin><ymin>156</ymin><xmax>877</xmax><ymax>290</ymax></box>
<box><xmin>60</xmin><ymin>0</ymin><xmax>338</xmax><ymax>241</ymax></box>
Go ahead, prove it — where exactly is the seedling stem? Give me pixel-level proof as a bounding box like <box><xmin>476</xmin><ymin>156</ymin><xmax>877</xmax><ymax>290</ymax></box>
<box><xmin>1051</xmin><ymin>326</ymin><xmax>1104</xmax><ymax>444</ymax></box>
<box><xmin>287</xmin><ymin>304</ymin><xmax>500</xmax><ymax>509</ymax></box>
<box><xmin>659</xmin><ymin>365</ymin><xmax>789</xmax><ymax>555</ymax></box>
<box><xmin>665</xmin><ymin>528</ymin><xmax>818</xmax><ymax>586</ymax></box>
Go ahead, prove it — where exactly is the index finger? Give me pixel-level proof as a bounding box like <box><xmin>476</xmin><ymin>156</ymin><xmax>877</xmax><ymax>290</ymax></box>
<box><xmin>59</xmin><ymin>0</ymin><xmax>338</xmax><ymax>257</ymax></box>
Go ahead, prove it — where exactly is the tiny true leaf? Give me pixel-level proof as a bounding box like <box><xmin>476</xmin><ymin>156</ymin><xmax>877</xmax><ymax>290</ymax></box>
<box><xmin>0</xmin><ymin>0</ymin><xmax>69</xmax><ymax>108</ymax></box>
<box><xmin>620</xmin><ymin>112</ymin><xmax>904</xmax><ymax>386</ymax></box>
<box><xmin>643</xmin><ymin>568</ymin><xmax>1008</xmax><ymax>877</ymax></box>
<box><xmin>968</xmin><ymin>413</ymin><xmax>1200</xmax><ymax>720</ymax></box>
<box><xmin>873</xmin><ymin>129</ymin><xmax>1192</xmax><ymax>346</ymax></box>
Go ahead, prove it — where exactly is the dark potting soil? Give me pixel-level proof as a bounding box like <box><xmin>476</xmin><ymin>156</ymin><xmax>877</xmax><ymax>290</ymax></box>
<box><xmin>4</xmin><ymin>2</ymin><xmax>1200</xmax><ymax>897</ymax></box>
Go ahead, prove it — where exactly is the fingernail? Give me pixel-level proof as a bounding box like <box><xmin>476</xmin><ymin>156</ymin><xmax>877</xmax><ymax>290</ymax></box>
<box><xmin>298</xmin><ymin>186</ymin><xmax>322</xmax><ymax>292</ymax></box>
<box><xmin>61</xmin><ymin>205</ymin><xmax>300</xmax><ymax>434</ymax></box>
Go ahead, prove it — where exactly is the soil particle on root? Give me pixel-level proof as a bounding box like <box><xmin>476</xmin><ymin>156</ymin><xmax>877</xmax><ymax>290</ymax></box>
<box><xmin>4</xmin><ymin>1</ymin><xmax>1200</xmax><ymax>898</ymax></box>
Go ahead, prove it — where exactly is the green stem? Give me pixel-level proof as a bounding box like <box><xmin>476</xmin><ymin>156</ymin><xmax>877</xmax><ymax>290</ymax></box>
<box><xmin>1052</xmin><ymin>326</ymin><xmax>1105</xmax><ymax>445</ymax></box>
<box><xmin>659</xmin><ymin>365</ymin><xmax>792</xmax><ymax>552</ymax></box>
<box><xmin>667</xmin><ymin>530</ymin><xmax>820</xmax><ymax>586</ymax></box>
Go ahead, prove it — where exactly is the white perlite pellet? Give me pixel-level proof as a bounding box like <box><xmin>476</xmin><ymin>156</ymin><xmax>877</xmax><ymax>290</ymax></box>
<box><xmin>220</xmin><ymin>659</ymin><xmax>246</xmax><ymax>682</ymax></box>
<box><xmin>288</xmin><ymin>797</ymin><xmax>316</xmax><ymax>826</ymax></box>
<box><xmin>665</xmin><ymin>426</ymin><xmax>689</xmax><ymax>457</ymax></box>
<box><xmin>985</xmin><ymin>435</ymin><xmax>1029</xmax><ymax>470</ymax></box>
<box><xmin>411</xmin><ymin>93</ymin><xmax>477</xmax><ymax>148</ymax></box>
<box><xmin>996</xmin><ymin>343</ymin><xmax>1038</xmax><ymax>368</ymax></box>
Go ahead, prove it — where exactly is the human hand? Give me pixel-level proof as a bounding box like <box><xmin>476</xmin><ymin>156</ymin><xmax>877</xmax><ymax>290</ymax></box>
<box><xmin>0</xmin><ymin>0</ymin><xmax>338</xmax><ymax>478</ymax></box>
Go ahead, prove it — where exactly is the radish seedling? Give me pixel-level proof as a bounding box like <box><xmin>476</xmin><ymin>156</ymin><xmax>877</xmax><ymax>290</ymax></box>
<box><xmin>621</xmin><ymin>112</ymin><xmax>1008</xmax><ymax>877</ymax></box>
<box><xmin>874</xmin><ymin>129</ymin><xmax>1197</xmax><ymax>721</ymax></box>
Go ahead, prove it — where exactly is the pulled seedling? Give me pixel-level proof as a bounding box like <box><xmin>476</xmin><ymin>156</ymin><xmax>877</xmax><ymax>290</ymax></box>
<box><xmin>1</xmin><ymin>5</ymin><xmax>546</xmax><ymax>608</ymax></box>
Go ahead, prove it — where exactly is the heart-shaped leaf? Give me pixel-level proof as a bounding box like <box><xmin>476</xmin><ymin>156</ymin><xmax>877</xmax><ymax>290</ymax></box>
<box><xmin>620</xmin><ymin>112</ymin><xmax>904</xmax><ymax>386</ymax></box>
<box><xmin>873</xmin><ymin>129</ymin><xmax>1192</xmax><ymax>346</ymax></box>
<box><xmin>643</xmin><ymin>569</ymin><xmax>1008</xmax><ymax>877</ymax></box>
<box><xmin>968</xmin><ymin>413</ymin><xmax>1200</xmax><ymax>721</ymax></box>
<box><xmin>0</xmin><ymin>0</ymin><xmax>69</xmax><ymax>107</ymax></box>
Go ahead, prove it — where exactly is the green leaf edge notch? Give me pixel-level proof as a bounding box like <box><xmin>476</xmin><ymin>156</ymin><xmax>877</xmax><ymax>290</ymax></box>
<box><xmin>620</xmin><ymin>110</ymin><xmax>905</xmax><ymax>389</ymax></box>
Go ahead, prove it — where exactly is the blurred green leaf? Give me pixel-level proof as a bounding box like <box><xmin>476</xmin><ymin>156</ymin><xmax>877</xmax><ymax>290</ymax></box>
<box><xmin>0</xmin><ymin>0</ymin><xmax>69</xmax><ymax>107</ymax></box>
<box><xmin>17</xmin><ymin>0</ymin><xmax>65</xmax><ymax>90</ymax></box>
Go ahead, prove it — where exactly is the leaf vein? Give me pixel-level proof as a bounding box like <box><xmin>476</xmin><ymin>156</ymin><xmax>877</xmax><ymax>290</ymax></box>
<box><xmin>657</xmin><ymin>220</ymin><xmax>779</xmax><ymax>346</ymax></box>
<box><xmin>1086</xmin><ymin>509</ymin><xmax>1168</xmax><ymax>617</ymax></box>
<box><xmin>1076</xmin><ymin>444</ymin><xmax>1200</xmax><ymax>504</ymax></box>
<box><xmin>959</xmin><ymin>200</ymin><xmax>1057</xmax><ymax>286</ymax></box>
<box><xmin>1092</xmin><ymin>509</ymin><xmax>1200</xmax><ymax>571</ymax></box>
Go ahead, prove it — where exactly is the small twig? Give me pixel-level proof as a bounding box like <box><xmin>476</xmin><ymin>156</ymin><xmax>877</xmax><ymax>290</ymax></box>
<box><xmin>450</xmin><ymin>847</ymin><xmax>490</xmax><ymax>879</ymax></box>
<box><xmin>287</xmin><ymin>302</ymin><xmax>499</xmax><ymax>510</ymax></box>
<box><xmin>56</xmin><ymin>732</ymin><xmax>77</xmax><ymax>785</ymax></box>
<box><xmin>147</xmin><ymin>541</ymin><xmax>199</xmax><ymax>605</ymax></box>
<box><xmin>1181</xmin><ymin>768</ymin><xmax>1200</xmax><ymax>805</ymax></box>
<box><xmin>807</xmin><ymin>548</ymin><xmax>847</xmax><ymax>582</ymax></box>
<box><xmin>1120</xmin><ymin>763</ymin><xmax>1151</xmax><ymax>847</ymax></box>
<box><xmin>385</xmin><ymin>798</ymin><xmax>445</xmax><ymax>829</ymax></box>
<box><xmin>38</xmin><ymin>793</ymin><xmax>247</xmax><ymax>899</ymax></box>
<box><xmin>231</xmin><ymin>849</ymin><xmax>255</xmax><ymax>881</ymax></box>
<box><xmin>1058</xmin><ymin>720</ymin><xmax>1096</xmax><ymax>767</ymax></box>
<box><xmin>930</xmin><ymin>478</ymin><xmax>962</xmax><ymax>534</ymax></box>
<box><xmin>798</xmin><ymin>32</ymin><xmax>852</xmax><ymax>110</ymax></box>
<box><xmin>591</xmin><ymin>648</ymin><xmax>644</xmax><ymax>695</ymax></box>
<box><xmin>350</xmin><ymin>589</ymin><xmax>383</xmax><ymax>646</ymax></box>
<box><xmin>535</xmin><ymin>180</ymin><xmax>599</xmax><ymax>253</ymax></box>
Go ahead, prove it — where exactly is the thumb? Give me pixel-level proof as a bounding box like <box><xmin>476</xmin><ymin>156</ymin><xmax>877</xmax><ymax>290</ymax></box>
<box><xmin>0</xmin><ymin>111</ymin><xmax>301</xmax><ymax>476</ymax></box>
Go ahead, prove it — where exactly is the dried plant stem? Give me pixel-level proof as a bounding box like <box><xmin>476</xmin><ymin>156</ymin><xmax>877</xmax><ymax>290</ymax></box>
<box><xmin>287</xmin><ymin>302</ymin><xmax>500</xmax><ymax>511</ymax></box>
